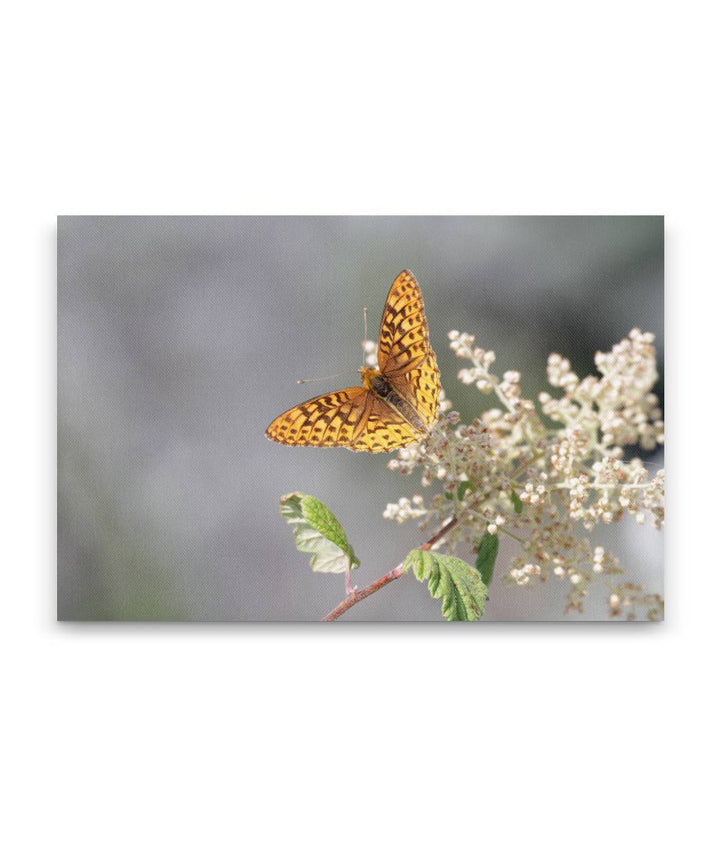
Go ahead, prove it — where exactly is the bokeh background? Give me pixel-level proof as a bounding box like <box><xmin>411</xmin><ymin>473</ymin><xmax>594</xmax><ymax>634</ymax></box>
<box><xmin>58</xmin><ymin>216</ymin><xmax>663</xmax><ymax>621</ymax></box>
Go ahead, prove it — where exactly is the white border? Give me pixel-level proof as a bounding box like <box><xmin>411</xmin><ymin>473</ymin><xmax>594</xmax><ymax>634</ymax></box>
<box><xmin>4</xmin><ymin>3</ymin><xmax>711</xmax><ymax>853</ymax></box>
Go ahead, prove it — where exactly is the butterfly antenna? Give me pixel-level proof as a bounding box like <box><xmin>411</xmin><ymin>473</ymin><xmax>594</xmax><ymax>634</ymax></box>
<box><xmin>296</xmin><ymin>373</ymin><xmax>343</xmax><ymax>385</ymax></box>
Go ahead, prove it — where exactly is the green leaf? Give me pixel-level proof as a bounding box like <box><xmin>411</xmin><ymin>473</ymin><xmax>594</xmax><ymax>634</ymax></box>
<box><xmin>445</xmin><ymin>481</ymin><xmax>473</xmax><ymax>502</ymax></box>
<box><xmin>510</xmin><ymin>490</ymin><xmax>523</xmax><ymax>513</ymax></box>
<box><xmin>403</xmin><ymin>549</ymin><xmax>487</xmax><ymax>621</ymax></box>
<box><xmin>475</xmin><ymin>532</ymin><xmax>499</xmax><ymax>587</ymax></box>
<box><xmin>457</xmin><ymin>480</ymin><xmax>473</xmax><ymax>501</ymax></box>
<box><xmin>280</xmin><ymin>493</ymin><xmax>360</xmax><ymax>574</ymax></box>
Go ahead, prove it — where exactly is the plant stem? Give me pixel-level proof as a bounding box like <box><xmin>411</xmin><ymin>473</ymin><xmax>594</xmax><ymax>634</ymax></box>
<box><xmin>496</xmin><ymin>526</ymin><xmax>525</xmax><ymax>544</ymax></box>
<box><xmin>322</xmin><ymin>564</ymin><xmax>405</xmax><ymax>622</ymax></box>
<box><xmin>322</xmin><ymin>515</ymin><xmax>458</xmax><ymax>622</ymax></box>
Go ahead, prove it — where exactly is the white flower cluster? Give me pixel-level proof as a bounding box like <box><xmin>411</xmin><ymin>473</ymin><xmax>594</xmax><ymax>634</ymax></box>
<box><xmin>541</xmin><ymin>329</ymin><xmax>664</xmax><ymax>453</ymax></box>
<box><xmin>382</xmin><ymin>494</ymin><xmax>427</xmax><ymax>524</ymax></box>
<box><xmin>383</xmin><ymin>328</ymin><xmax>665</xmax><ymax>620</ymax></box>
<box><xmin>509</xmin><ymin>563</ymin><xmax>543</xmax><ymax>586</ymax></box>
<box><xmin>362</xmin><ymin>339</ymin><xmax>379</xmax><ymax>369</ymax></box>
<box><xmin>450</xmin><ymin>330</ymin><xmax>497</xmax><ymax>394</ymax></box>
<box><xmin>607</xmin><ymin>583</ymin><xmax>663</xmax><ymax>621</ymax></box>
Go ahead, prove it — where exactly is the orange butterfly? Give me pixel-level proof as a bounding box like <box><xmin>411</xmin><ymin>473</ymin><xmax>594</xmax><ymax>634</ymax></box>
<box><xmin>265</xmin><ymin>270</ymin><xmax>440</xmax><ymax>452</ymax></box>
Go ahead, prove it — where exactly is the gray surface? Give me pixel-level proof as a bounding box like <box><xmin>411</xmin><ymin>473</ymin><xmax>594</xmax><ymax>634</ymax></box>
<box><xmin>58</xmin><ymin>216</ymin><xmax>663</xmax><ymax>620</ymax></box>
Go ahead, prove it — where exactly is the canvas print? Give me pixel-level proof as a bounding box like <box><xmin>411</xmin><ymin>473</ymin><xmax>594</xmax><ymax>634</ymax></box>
<box><xmin>58</xmin><ymin>216</ymin><xmax>664</xmax><ymax>621</ymax></box>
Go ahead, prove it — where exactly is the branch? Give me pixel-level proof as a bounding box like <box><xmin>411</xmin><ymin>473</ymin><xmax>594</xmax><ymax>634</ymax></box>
<box><xmin>322</xmin><ymin>515</ymin><xmax>458</xmax><ymax>622</ymax></box>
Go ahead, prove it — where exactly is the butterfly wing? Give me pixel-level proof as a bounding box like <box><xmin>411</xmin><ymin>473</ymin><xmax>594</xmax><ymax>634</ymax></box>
<box><xmin>265</xmin><ymin>387</ymin><xmax>372</xmax><ymax>447</ymax></box>
<box><xmin>376</xmin><ymin>269</ymin><xmax>440</xmax><ymax>429</ymax></box>
<box><xmin>377</xmin><ymin>269</ymin><xmax>432</xmax><ymax>377</ymax></box>
<box><xmin>347</xmin><ymin>393</ymin><xmax>425</xmax><ymax>452</ymax></box>
<box><xmin>389</xmin><ymin>345</ymin><xmax>440</xmax><ymax>428</ymax></box>
<box><xmin>265</xmin><ymin>387</ymin><xmax>425</xmax><ymax>452</ymax></box>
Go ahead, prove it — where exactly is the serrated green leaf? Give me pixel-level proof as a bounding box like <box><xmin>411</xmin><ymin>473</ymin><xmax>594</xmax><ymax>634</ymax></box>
<box><xmin>510</xmin><ymin>489</ymin><xmax>523</xmax><ymax>513</ymax></box>
<box><xmin>475</xmin><ymin>532</ymin><xmax>499</xmax><ymax>587</ymax></box>
<box><xmin>280</xmin><ymin>493</ymin><xmax>360</xmax><ymax>575</ymax></box>
<box><xmin>403</xmin><ymin>549</ymin><xmax>487</xmax><ymax>621</ymax></box>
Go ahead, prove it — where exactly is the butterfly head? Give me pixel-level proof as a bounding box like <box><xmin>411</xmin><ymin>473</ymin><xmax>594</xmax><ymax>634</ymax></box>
<box><xmin>360</xmin><ymin>366</ymin><xmax>391</xmax><ymax>397</ymax></box>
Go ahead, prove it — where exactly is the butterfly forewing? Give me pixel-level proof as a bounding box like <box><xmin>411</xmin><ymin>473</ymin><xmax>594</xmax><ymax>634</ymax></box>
<box><xmin>265</xmin><ymin>387</ymin><xmax>371</xmax><ymax>447</ymax></box>
<box><xmin>377</xmin><ymin>270</ymin><xmax>431</xmax><ymax>377</ymax></box>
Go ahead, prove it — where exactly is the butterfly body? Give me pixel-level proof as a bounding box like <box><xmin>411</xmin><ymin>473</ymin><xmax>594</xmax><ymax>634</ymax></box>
<box><xmin>266</xmin><ymin>270</ymin><xmax>440</xmax><ymax>452</ymax></box>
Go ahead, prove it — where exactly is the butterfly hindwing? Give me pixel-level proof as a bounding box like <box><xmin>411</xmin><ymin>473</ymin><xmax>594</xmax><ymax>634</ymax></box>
<box><xmin>390</xmin><ymin>345</ymin><xmax>440</xmax><ymax>427</ymax></box>
<box><xmin>347</xmin><ymin>394</ymin><xmax>425</xmax><ymax>452</ymax></box>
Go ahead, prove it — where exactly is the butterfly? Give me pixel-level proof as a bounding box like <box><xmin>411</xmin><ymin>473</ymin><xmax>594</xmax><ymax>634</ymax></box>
<box><xmin>265</xmin><ymin>270</ymin><xmax>440</xmax><ymax>452</ymax></box>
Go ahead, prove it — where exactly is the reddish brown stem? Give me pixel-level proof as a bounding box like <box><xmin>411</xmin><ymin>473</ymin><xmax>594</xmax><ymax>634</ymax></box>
<box><xmin>322</xmin><ymin>564</ymin><xmax>405</xmax><ymax>621</ymax></box>
<box><xmin>322</xmin><ymin>515</ymin><xmax>458</xmax><ymax>622</ymax></box>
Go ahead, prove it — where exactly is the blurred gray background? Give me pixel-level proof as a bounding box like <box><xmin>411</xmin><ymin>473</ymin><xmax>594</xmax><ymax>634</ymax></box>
<box><xmin>57</xmin><ymin>216</ymin><xmax>663</xmax><ymax>621</ymax></box>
